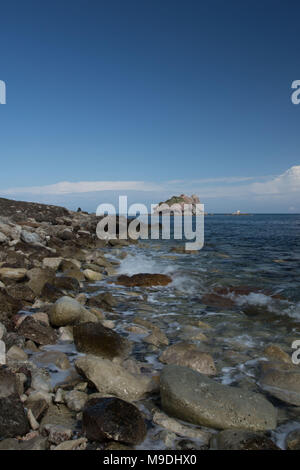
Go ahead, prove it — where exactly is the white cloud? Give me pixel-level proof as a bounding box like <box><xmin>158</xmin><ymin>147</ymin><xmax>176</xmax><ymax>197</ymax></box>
<box><xmin>0</xmin><ymin>180</ymin><xmax>161</xmax><ymax>195</ymax></box>
<box><xmin>0</xmin><ymin>166</ymin><xmax>299</xmax><ymax>212</ymax></box>
<box><xmin>250</xmin><ymin>166</ymin><xmax>300</xmax><ymax>195</ymax></box>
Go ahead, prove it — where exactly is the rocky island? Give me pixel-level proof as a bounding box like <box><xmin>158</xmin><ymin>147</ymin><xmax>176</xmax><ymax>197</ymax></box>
<box><xmin>153</xmin><ymin>194</ymin><xmax>202</xmax><ymax>215</ymax></box>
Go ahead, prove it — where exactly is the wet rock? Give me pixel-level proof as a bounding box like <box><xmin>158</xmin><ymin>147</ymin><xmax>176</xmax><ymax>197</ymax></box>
<box><xmin>17</xmin><ymin>316</ymin><xmax>57</xmax><ymax>345</ymax></box>
<box><xmin>0</xmin><ymin>289</ymin><xmax>22</xmax><ymax>330</ymax></box>
<box><xmin>153</xmin><ymin>410</ymin><xmax>211</xmax><ymax>444</ymax></box>
<box><xmin>53</xmin><ymin>437</ymin><xmax>87</xmax><ymax>450</ymax></box>
<box><xmin>0</xmin><ymin>395</ymin><xmax>30</xmax><ymax>439</ymax></box>
<box><xmin>40</xmin><ymin>404</ymin><xmax>77</xmax><ymax>434</ymax></box>
<box><xmin>33</xmin><ymin>351</ymin><xmax>71</xmax><ymax>370</ymax></box>
<box><xmin>42</xmin><ymin>257</ymin><xmax>63</xmax><ymax>271</ymax></box>
<box><xmin>19</xmin><ymin>435</ymin><xmax>49</xmax><ymax>450</ymax></box>
<box><xmin>83</xmin><ymin>269</ymin><xmax>102</xmax><ymax>281</ymax></box>
<box><xmin>27</xmin><ymin>398</ymin><xmax>49</xmax><ymax>421</ymax></box>
<box><xmin>285</xmin><ymin>429</ymin><xmax>300</xmax><ymax>450</ymax></box>
<box><xmin>263</xmin><ymin>344</ymin><xmax>291</xmax><ymax>364</ymax></box>
<box><xmin>43</xmin><ymin>424</ymin><xmax>73</xmax><ymax>445</ymax></box>
<box><xmin>73</xmin><ymin>322</ymin><xmax>131</xmax><ymax>359</ymax></box>
<box><xmin>57</xmin><ymin>229</ymin><xmax>73</xmax><ymax>241</ymax></box>
<box><xmin>0</xmin><ymin>438</ymin><xmax>21</xmax><ymax>450</ymax></box>
<box><xmin>82</xmin><ymin>397</ymin><xmax>147</xmax><ymax>444</ymax></box>
<box><xmin>64</xmin><ymin>390</ymin><xmax>88</xmax><ymax>412</ymax></box>
<box><xmin>0</xmin><ymin>267</ymin><xmax>27</xmax><ymax>281</ymax></box>
<box><xmin>210</xmin><ymin>429</ymin><xmax>280</xmax><ymax>450</ymax></box>
<box><xmin>58</xmin><ymin>326</ymin><xmax>74</xmax><ymax>342</ymax></box>
<box><xmin>160</xmin><ymin>365</ymin><xmax>277</xmax><ymax>431</ymax></box>
<box><xmin>7</xmin><ymin>345</ymin><xmax>28</xmax><ymax>362</ymax></box>
<box><xmin>260</xmin><ymin>367</ymin><xmax>300</xmax><ymax>405</ymax></box>
<box><xmin>0</xmin><ymin>232</ymin><xmax>8</xmax><ymax>244</ymax></box>
<box><xmin>49</xmin><ymin>296</ymin><xmax>83</xmax><ymax>326</ymax></box>
<box><xmin>0</xmin><ymin>367</ymin><xmax>18</xmax><ymax>397</ymax></box>
<box><xmin>31</xmin><ymin>368</ymin><xmax>52</xmax><ymax>393</ymax></box>
<box><xmin>75</xmin><ymin>355</ymin><xmax>154</xmax><ymax>401</ymax></box>
<box><xmin>116</xmin><ymin>273</ymin><xmax>172</xmax><ymax>287</ymax></box>
<box><xmin>27</xmin><ymin>268</ymin><xmax>55</xmax><ymax>296</ymax></box>
<box><xmin>159</xmin><ymin>342</ymin><xmax>216</xmax><ymax>375</ymax></box>
<box><xmin>87</xmin><ymin>292</ymin><xmax>117</xmax><ymax>310</ymax></box>
<box><xmin>5</xmin><ymin>283</ymin><xmax>36</xmax><ymax>302</ymax></box>
<box><xmin>53</xmin><ymin>276</ymin><xmax>80</xmax><ymax>291</ymax></box>
<box><xmin>0</xmin><ymin>322</ymin><xmax>6</xmax><ymax>340</ymax></box>
<box><xmin>0</xmin><ymin>340</ymin><xmax>5</xmax><ymax>365</ymax></box>
<box><xmin>40</xmin><ymin>282</ymin><xmax>63</xmax><ymax>302</ymax></box>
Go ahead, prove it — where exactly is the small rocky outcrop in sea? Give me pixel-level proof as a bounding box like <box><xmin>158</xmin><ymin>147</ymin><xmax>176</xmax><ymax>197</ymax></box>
<box><xmin>116</xmin><ymin>273</ymin><xmax>172</xmax><ymax>287</ymax></box>
<box><xmin>153</xmin><ymin>194</ymin><xmax>201</xmax><ymax>215</ymax></box>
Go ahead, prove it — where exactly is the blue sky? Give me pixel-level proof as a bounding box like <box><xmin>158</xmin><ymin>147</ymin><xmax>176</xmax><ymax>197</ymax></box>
<box><xmin>0</xmin><ymin>0</ymin><xmax>300</xmax><ymax>212</ymax></box>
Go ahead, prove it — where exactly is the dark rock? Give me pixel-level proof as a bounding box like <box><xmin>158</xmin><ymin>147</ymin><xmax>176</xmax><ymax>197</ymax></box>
<box><xmin>58</xmin><ymin>229</ymin><xmax>74</xmax><ymax>241</ymax></box>
<box><xmin>40</xmin><ymin>282</ymin><xmax>63</xmax><ymax>302</ymax></box>
<box><xmin>116</xmin><ymin>273</ymin><xmax>172</xmax><ymax>287</ymax></box>
<box><xmin>27</xmin><ymin>268</ymin><xmax>55</xmax><ymax>296</ymax></box>
<box><xmin>17</xmin><ymin>316</ymin><xmax>57</xmax><ymax>346</ymax></box>
<box><xmin>73</xmin><ymin>322</ymin><xmax>131</xmax><ymax>359</ymax></box>
<box><xmin>53</xmin><ymin>276</ymin><xmax>80</xmax><ymax>291</ymax></box>
<box><xmin>0</xmin><ymin>367</ymin><xmax>18</xmax><ymax>398</ymax></box>
<box><xmin>27</xmin><ymin>398</ymin><xmax>49</xmax><ymax>421</ymax></box>
<box><xmin>0</xmin><ymin>394</ymin><xmax>30</xmax><ymax>439</ymax></box>
<box><xmin>87</xmin><ymin>292</ymin><xmax>117</xmax><ymax>310</ymax></box>
<box><xmin>286</xmin><ymin>429</ymin><xmax>300</xmax><ymax>450</ymax></box>
<box><xmin>82</xmin><ymin>397</ymin><xmax>147</xmax><ymax>445</ymax></box>
<box><xmin>5</xmin><ymin>283</ymin><xmax>36</xmax><ymax>303</ymax></box>
<box><xmin>0</xmin><ymin>288</ymin><xmax>22</xmax><ymax>330</ymax></box>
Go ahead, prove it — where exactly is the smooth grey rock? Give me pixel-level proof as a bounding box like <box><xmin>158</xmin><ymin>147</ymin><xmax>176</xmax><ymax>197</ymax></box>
<box><xmin>160</xmin><ymin>365</ymin><xmax>277</xmax><ymax>431</ymax></box>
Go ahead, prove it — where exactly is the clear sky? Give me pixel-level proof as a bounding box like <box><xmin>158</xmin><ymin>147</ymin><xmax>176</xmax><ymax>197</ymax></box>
<box><xmin>0</xmin><ymin>0</ymin><xmax>300</xmax><ymax>212</ymax></box>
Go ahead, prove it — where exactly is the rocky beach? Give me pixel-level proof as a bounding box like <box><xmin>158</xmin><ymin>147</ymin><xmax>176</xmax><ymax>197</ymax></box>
<box><xmin>0</xmin><ymin>198</ymin><xmax>300</xmax><ymax>451</ymax></box>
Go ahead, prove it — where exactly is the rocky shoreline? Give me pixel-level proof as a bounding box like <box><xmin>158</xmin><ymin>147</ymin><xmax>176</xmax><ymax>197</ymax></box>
<box><xmin>0</xmin><ymin>198</ymin><xmax>299</xmax><ymax>450</ymax></box>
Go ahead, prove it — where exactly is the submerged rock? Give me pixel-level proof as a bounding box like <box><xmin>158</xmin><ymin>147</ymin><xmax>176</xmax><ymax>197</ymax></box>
<box><xmin>159</xmin><ymin>342</ymin><xmax>216</xmax><ymax>375</ymax></box>
<box><xmin>210</xmin><ymin>429</ymin><xmax>279</xmax><ymax>450</ymax></box>
<box><xmin>73</xmin><ymin>322</ymin><xmax>131</xmax><ymax>359</ymax></box>
<box><xmin>160</xmin><ymin>365</ymin><xmax>277</xmax><ymax>431</ymax></box>
<box><xmin>82</xmin><ymin>397</ymin><xmax>147</xmax><ymax>444</ymax></box>
<box><xmin>116</xmin><ymin>273</ymin><xmax>172</xmax><ymax>287</ymax></box>
<box><xmin>260</xmin><ymin>367</ymin><xmax>300</xmax><ymax>406</ymax></box>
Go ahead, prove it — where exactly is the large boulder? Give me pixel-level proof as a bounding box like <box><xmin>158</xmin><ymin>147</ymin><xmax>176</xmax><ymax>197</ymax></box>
<box><xmin>49</xmin><ymin>296</ymin><xmax>83</xmax><ymax>327</ymax></box>
<box><xmin>82</xmin><ymin>397</ymin><xmax>147</xmax><ymax>444</ymax></box>
<box><xmin>116</xmin><ymin>273</ymin><xmax>172</xmax><ymax>287</ymax></box>
<box><xmin>159</xmin><ymin>342</ymin><xmax>216</xmax><ymax>375</ymax></box>
<box><xmin>75</xmin><ymin>355</ymin><xmax>154</xmax><ymax>402</ymax></box>
<box><xmin>73</xmin><ymin>322</ymin><xmax>131</xmax><ymax>359</ymax></box>
<box><xmin>160</xmin><ymin>365</ymin><xmax>277</xmax><ymax>431</ymax></box>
